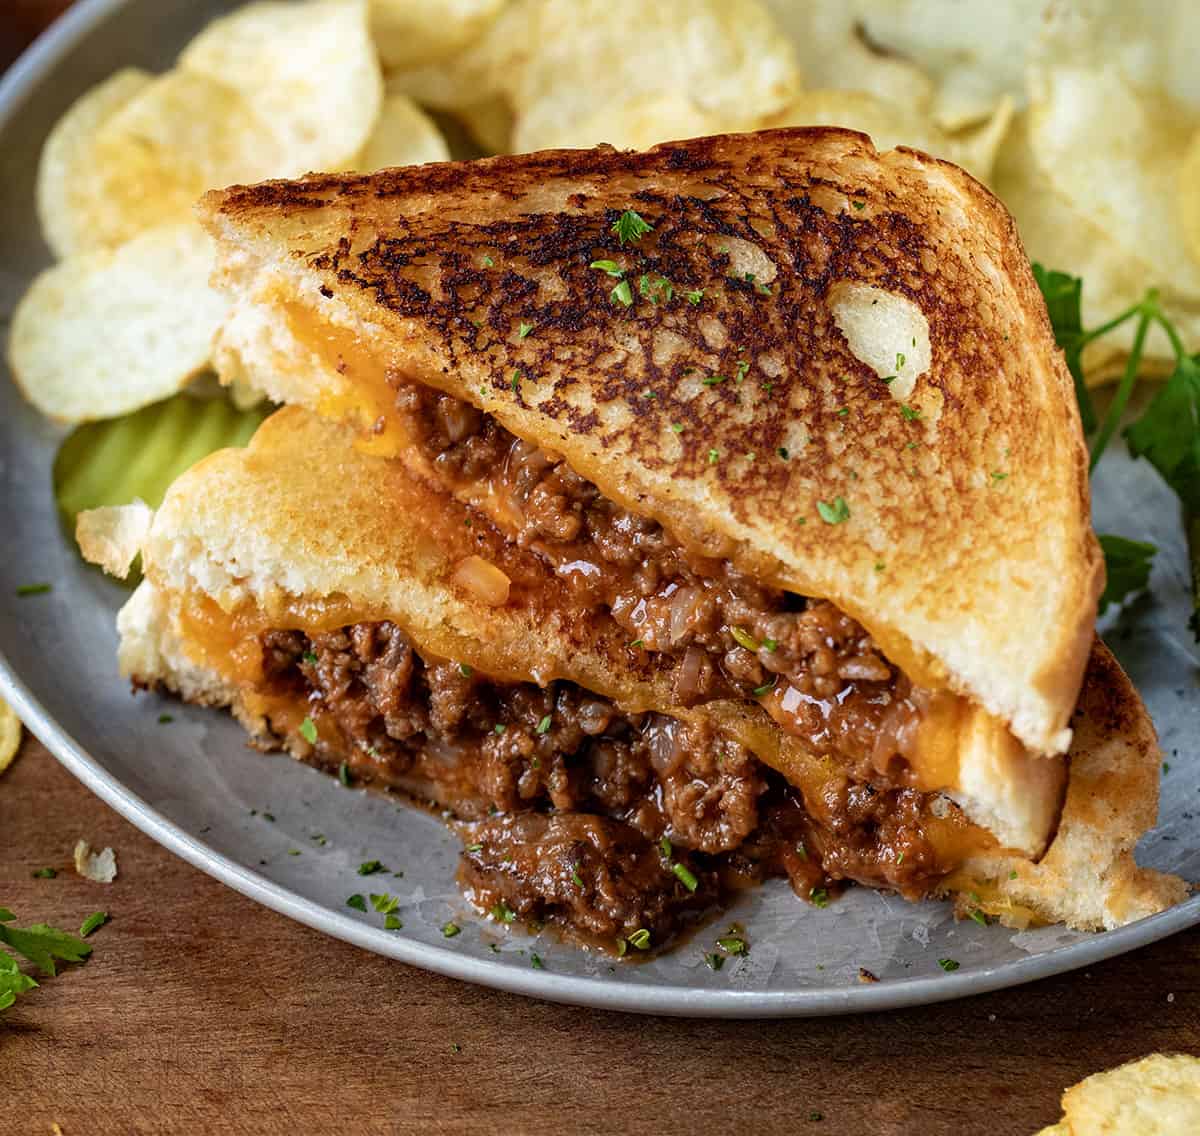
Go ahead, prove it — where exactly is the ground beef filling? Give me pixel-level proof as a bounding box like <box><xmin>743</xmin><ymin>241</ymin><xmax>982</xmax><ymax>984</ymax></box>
<box><xmin>391</xmin><ymin>382</ymin><xmax>923</xmax><ymax>781</ymax></box>
<box><xmin>260</xmin><ymin>621</ymin><xmax>953</xmax><ymax>948</ymax></box>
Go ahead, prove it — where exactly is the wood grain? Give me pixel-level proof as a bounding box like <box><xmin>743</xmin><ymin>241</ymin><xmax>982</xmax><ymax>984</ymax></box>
<box><xmin>2</xmin><ymin>735</ymin><xmax>1197</xmax><ymax>1135</ymax></box>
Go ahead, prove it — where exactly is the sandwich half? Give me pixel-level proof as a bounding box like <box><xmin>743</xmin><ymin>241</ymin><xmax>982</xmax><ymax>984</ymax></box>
<box><xmin>79</xmin><ymin>408</ymin><xmax>1186</xmax><ymax>941</ymax></box>
<box><xmin>200</xmin><ymin>126</ymin><xmax>1102</xmax><ymax>775</ymax></box>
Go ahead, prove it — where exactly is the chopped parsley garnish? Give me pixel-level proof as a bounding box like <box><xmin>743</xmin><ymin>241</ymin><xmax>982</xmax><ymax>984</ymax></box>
<box><xmin>31</xmin><ymin>868</ymin><xmax>57</xmax><ymax>879</ymax></box>
<box><xmin>670</xmin><ymin>423</ymin><xmax>684</xmax><ymax>434</ymax></box>
<box><xmin>490</xmin><ymin>902</ymin><xmax>516</xmax><ymax>924</ymax></box>
<box><xmin>459</xmin><ymin>663</ymin><xmax>473</xmax><ymax>677</ymax></box>
<box><xmin>482</xmin><ymin>255</ymin><xmax>494</xmax><ymax>267</ymax></box>
<box><xmin>15</xmin><ymin>583</ymin><xmax>52</xmax><ymax>597</ymax></box>
<box><xmin>1097</xmin><ymin>535</ymin><xmax>1156</xmax><ymax>614</ymax></box>
<box><xmin>638</xmin><ymin>273</ymin><xmax>673</xmax><ymax>303</ymax></box>
<box><xmin>299</xmin><ymin>717</ymin><xmax>318</xmax><ymax>745</ymax></box>
<box><xmin>795</xmin><ymin>841</ymin><xmax>808</xmax><ymax>860</ymax></box>
<box><xmin>659</xmin><ymin>836</ymin><xmax>673</xmax><ymax>858</ymax></box>
<box><xmin>1009</xmin><ymin>870</ymin><xmax>1019</xmax><ymax>880</ymax></box>
<box><xmin>735</xmin><ymin>359</ymin><xmax>751</xmax><ymax>383</ymax></box>
<box><xmin>809</xmin><ymin>887</ymin><xmax>830</xmax><ymax>908</ymax></box>
<box><xmin>627</xmin><ymin>928</ymin><xmax>652</xmax><ymax>950</ymax></box>
<box><xmin>629</xmin><ymin>638</ymin><xmax>644</xmax><ymax>648</ymax></box>
<box><xmin>730</xmin><ymin>626</ymin><xmax>759</xmax><ymax>652</ymax></box>
<box><xmin>535</xmin><ymin>714</ymin><xmax>553</xmax><ymax>735</ymax></box>
<box><xmin>715</xmin><ymin>935</ymin><xmax>747</xmax><ymax>955</ymax></box>
<box><xmin>702</xmin><ymin>374</ymin><xmax>727</xmax><ymax>387</ymax></box>
<box><xmin>287</xmin><ymin>849</ymin><xmax>301</xmax><ymax>856</ymax></box>
<box><xmin>896</xmin><ymin>352</ymin><xmax>906</xmax><ymax>369</ymax></box>
<box><xmin>968</xmin><ymin>909</ymin><xmax>989</xmax><ymax>926</ymax></box>
<box><xmin>441</xmin><ymin>921</ymin><xmax>461</xmax><ymax>938</ymax></box>
<box><xmin>777</xmin><ymin>446</ymin><xmax>789</xmax><ymax>459</ymax></box>
<box><xmin>79</xmin><ymin>911</ymin><xmax>109</xmax><ymax>937</ymax></box>
<box><xmin>672</xmin><ymin>863</ymin><xmax>699</xmax><ymax>892</ymax></box>
<box><xmin>762</xmin><ymin>638</ymin><xmax>778</xmax><ymax>652</ymax></box>
<box><xmin>370</xmin><ymin>893</ymin><xmax>400</xmax><ymax>914</ymax></box>
<box><xmin>704</xmin><ymin>952</ymin><xmax>725</xmax><ymax>971</ymax></box>
<box><xmin>571</xmin><ymin>870</ymin><xmax>584</xmax><ymax>888</ymax></box>
<box><xmin>493</xmin><ymin>723</ymin><xmax>506</xmax><ymax>735</ymax></box>
<box><xmin>851</xmin><ymin>200</ymin><xmax>866</xmax><ymax>211</ymax></box>
<box><xmin>302</xmin><ymin>651</ymin><xmax>318</xmax><ymax>664</ymax></box>
<box><xmin>708</xmin><ymin>448</ymin><xmax>720</xmax><ymax>464</ymax></box>
<box><xmin>589</xmin><ymin>259</ymin><xmax>624</xmax><ymax>277</ymax></box>
<box><xmin>261</xmin><ymin>812</ymin><xmax>275</xmax><ymax>823</ymax></box>
<box><xmin>991</xmin><ymin>471</ymin><xmax>1009</xmax><ymax>482</ymax></box>
<box><xmin>511</xmin><ymin>369</ymin><xmax>521</xmax><ymax>393</ymax></box>
<box><xmin>338</xmin><ymin>761</ymin><xmax>352</xmax><ymax>787</ymax></box>
<box><xmin>611</xmin><ymin>209</ymin><xmax>653</xmax><ymax>245</ymax></box>
<box><xmin>466</xmin><ymin>843</ymin><xmax>483</xmax><ymax>853</ymax></box>
<box><xmin>610</xmin><ymin>279</ymin><xmax>633</xmax><ymax>308</ymax></box>
<box><xmin>685</xmin><ymin>290</ymin><xmax>704</xmax><ymax>305</ymax></box>
<box><xmin>157</xmin><ymin>713</ymin><xmax>174</xmax><ymax>724</ymax></box>
<box><xmin>615</xmin><ymin>938</ymin><xmax>628</xmax><ymax>957</ymax></box>
<box><xmin>530</xmin><ymin>953</ymin><xmax>544</xmax><ymax>969</ymax></box>
<box><xmin>900</xmin><ymin>404</ymin><xmax>921</xmax><ymax>421</ymax></box>
<box><xmin>385</xmin><ymin>914</ymin><xmax>403</xmax><ymax>930</ymax></box>
<box><xmin>937</xmin><ymin>957</ymin><xmax>960</xmax><ymax>972</ymax></box>
<box><xmin>357</xmin><ymin>860</ymin><xmax>384</xmax><ymax>876</ymax></box>
<box><xmin>518</xmin><ymin>321</ymin><xmax>534</xmax><ymax>338</ymax></box>
<box><xmin>346</xmin><ymin>894</ymin><xmax>367</xmax><ymax>912</ymax></box>
<box><xmin>835</xmin><ymin>406</ymin><xmax>849</xmax><ymax>417</ymax></box>
<box><xmin>752</xmin><ymin>677</ymin><xmax>777</xmax><ymax>697</ymax></box>
<box><xmin>816</xmin><ymin>497</ymin><xmax>850</xmax><ymax>525</ymax></box>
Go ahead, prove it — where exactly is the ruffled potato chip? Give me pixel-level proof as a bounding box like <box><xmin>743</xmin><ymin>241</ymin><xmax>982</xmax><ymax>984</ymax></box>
<box><xmin>767</xmin><ymin>88</ymin><xmax>1013</xmax><ymax>185</ymax></box>
<box><xmin>1053</xmin><ymin>1053</ymin><xmax>1200</xmax><ymax>1134</ymax></box>
<box><xmin>454</xmin><ymin>98</ymin><xmax>514</xmax><ymax>155</ymax></box>
<box><xmin>1177</xmin><ymin>129</ymin><xmax>1200</xmax><ymax>267</ymax></box>
<box><xmin>35</xmin><ymin>68</ymin><xmax>153</xmax><ymax>258</ymax></box>
<box><xmin>84</xmin><ymin>69</ymin><xmax>282</xmax><ymax>249</ymax></box>
<box><xmin>180</xmin><ymin>0</ymin><xmax>382</xmax><ymax>176</ymax></box>
<box><xmin>509</xmin><ymin>0</ymin><xmax>800</xmax><ymax>153</ymax></box>
<box><xmin>0</xmin><ymin>697</ymin><xmax>21</xmax><ymax>777</ymax></box>
<box><xmin>358</xmin><ymin>92</ymin><xmax>449</xmax><ymax>171</ymax></box>
<box><xmin>371</xmin><ymin>0</ymin><xmax>506</xmax><ymax>71</ymax></box>
<box><xmin>551</xmin><ymin>92</ymin><xmax>748</xmax><ymax>152</ymax></box>
<box><xmin>8</xmin><ymin>223</ymin><xmax>227</xmax><ymax>423</ymax></box>
<box><xmin>993</xmin><ymin>112</ymin><xmax>1200</xmax><ymax>377</ymax></box>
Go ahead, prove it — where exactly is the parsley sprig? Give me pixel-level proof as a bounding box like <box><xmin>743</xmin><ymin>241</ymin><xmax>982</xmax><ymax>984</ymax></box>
<box><xmin>1034</xmin><ymin>265</ymin><xmax>1199</xmax><ymax>629</ymax></box>
<box><xmin>0</xmin><ymin>907</ymin><xmax>95</xmax><ymax>1011</ymax></box>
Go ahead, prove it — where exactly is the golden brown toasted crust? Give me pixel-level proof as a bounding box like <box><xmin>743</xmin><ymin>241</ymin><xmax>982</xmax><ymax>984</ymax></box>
<box><xmin>200</xmin><ymin>127</ymin><xmax>1102</xmax><ymax>758</ymax></box>
<box><xmin>952</xmin><ymin>641</ymin><xmax>1190</xmax><ymax>931</ymax></box>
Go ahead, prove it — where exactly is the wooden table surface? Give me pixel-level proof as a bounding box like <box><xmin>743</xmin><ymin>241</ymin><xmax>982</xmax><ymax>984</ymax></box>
<box><xmin>2</xmin><ymin>6</ymin><xmax>1198</xmax><ymax>1134</ymax></box>
<box><xmin>2</xmin><ymin>735</ymin><xmax>1198</xmax><ymax>1135</ymax></box>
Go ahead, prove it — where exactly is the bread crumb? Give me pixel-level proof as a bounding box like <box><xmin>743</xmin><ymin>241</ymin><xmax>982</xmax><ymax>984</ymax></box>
<box><xmin>74</xmin><ymin>839</ymin><xmax>118</xmax><ymax>883</ymax></box>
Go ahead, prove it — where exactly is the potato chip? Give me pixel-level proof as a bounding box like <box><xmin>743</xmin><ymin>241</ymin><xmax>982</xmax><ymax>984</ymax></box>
<box><xmin>1178</xmin><ymin>129</ymin><xmax>1200</xmax><ymax>267</ymax></box>
<box><xmin>767</xmin><ymin>88</ymin><xmax>1013</xmax><ymax>185</ymax></box>
<box><xmin>852</xmin><ymin>0</ymin><xmax>1043</xmax><ymax>130</ymax></box>
<box><xmin>358</xmin><ymin>92</ymin><xmax>449</xmax><ymax>171</ymax></box>
<box><xmin>84</xmin><ymin>69</ymin><xmax>282</xmax><ymax>249</ymax></box>
<box><xmin>994</xmin><ymin>112</ymin><xmax>1200</xmax><ymax>377</ymax></box>
<box><xmin>8</xmin><ymin>223</ymin><xmax>227</xmax><ymax>423</ymax></box>
<box><xmin>0</xmin><ymin>697</ymin><xmax>21</xmax><ymax>777</ymax></box>
<box><xmin>455</xmin><ymin>98</ymin><xmax>514</xmax><ymax>155</ymax></box>
<box><xmin>371</xmin><ymin>0</ymin><xmax>506</xmax><ymax>71</ymax></box>
<box><xmin>762</xmin><ymin>1</ymin><xmax>934</xmax><ymax>112</ymax></box>
<box><xmin>509</xmin><ymin>0</ymin><xmax>801</xmax><ymax>154</ymax></box>
<box><xmin>35</xmin><ymin>68</ymin><xmax>153</xmax><ymax>258</ymax></box>
<box><xmin>1059</xmin><ymin>1053</ymin><xmax>1200</xmax><ymax>1134</ymax></box>
<box><xmin>554</xmin><ymin>92</ymin><xmax>747</xmax><ymax>152</ymax></box>
<box><xmin>1028</xmin><ymin>66</ymin><xmax>1200</xmax><ymax>296</ymax></box>
<box><xmin>179</xmin><ymin>0</ymin><xmax>382</xmax><ymax>175</ymax></box>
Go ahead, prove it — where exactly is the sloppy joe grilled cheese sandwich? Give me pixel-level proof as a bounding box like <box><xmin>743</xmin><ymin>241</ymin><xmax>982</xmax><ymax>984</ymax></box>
<box><xmin>80</xmin><ymin>127</ymin><xmax>1185</xmax><ymax>946</ymax></box>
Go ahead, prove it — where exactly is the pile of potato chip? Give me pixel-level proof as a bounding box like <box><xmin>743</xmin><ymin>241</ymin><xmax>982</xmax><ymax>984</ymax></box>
<box><xmin>1036</xmin><ymin>1053</ymin><xmax>1200</xmax><ymax>1135</ymax></box>
<box><xmin>10</xmin><ymin>0</ymin><xmax>1200</xmax><ymax>425</ymax></box>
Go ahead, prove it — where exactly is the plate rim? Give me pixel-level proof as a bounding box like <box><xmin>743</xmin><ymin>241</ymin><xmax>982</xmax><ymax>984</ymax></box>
<box><xmin>1</xmin><ymin>0</ymin><xmax>1197</xmax><ymax>1019</ymax></box>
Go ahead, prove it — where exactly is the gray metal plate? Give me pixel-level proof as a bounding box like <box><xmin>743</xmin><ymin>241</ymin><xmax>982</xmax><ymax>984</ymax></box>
<box><xmin>1</xmin><ymin>0</ymin><xmax>1196</xmax><ymax>1018</ymax></box>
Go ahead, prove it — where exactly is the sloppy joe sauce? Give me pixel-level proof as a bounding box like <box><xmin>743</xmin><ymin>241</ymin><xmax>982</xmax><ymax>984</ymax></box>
<box><xmin>176</xmin><ymin>596</ymin><xmax>990</xmax><ymax>952</ymax></box>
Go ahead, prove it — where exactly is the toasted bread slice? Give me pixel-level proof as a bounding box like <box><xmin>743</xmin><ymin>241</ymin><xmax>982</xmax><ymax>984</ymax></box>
<box><xmin>81</xmin><ymin>407</ymin><xmax>1182</xmax><ymax>931</ymax></box>
<box><xmin>200</xmin><ymin>127</ymin><xmax>1102</xmax><ymax>759</ymax></box>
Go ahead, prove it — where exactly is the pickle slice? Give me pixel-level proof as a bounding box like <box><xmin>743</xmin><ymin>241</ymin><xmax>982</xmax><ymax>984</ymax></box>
<box><xmin>55</xmin><ymin>390</ymin><xmax>268</xmax><ymax>539</ymax></box>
